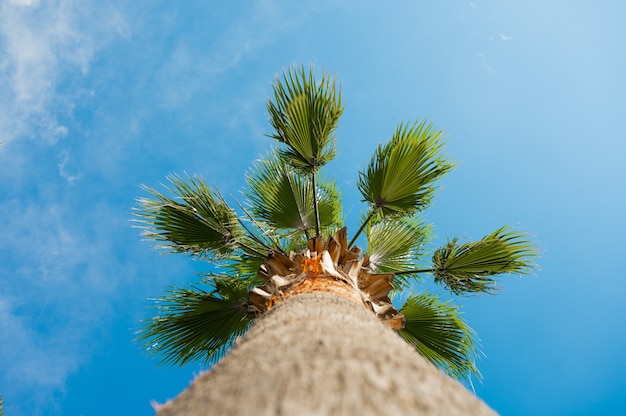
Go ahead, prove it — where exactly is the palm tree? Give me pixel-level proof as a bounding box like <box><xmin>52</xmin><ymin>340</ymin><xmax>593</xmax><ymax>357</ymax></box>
<box><xmin>134</xmin><ymin>66</ymin><xmax>536</xmax><ymax>414</ymax></box>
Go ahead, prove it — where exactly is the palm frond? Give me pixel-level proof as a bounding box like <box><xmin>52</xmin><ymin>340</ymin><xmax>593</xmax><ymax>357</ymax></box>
<box><xmin>245</xmin><ymin>150</ymin><xmax>341</xmax><ymax>234</ymax></box>
<box><xmin>357</xmin><ymin>121</ymin><xmax>453</xmax><ymax>216</ymax></box>
<box><xmin>220</xmin><ymin>256</ymin><xmax>267</xmax><ymax>283</ymax></box>
<box><xmin>398</xmin><ymin>292</ymin><xmax>481</xmax><ymax>381</ymax></box>
<box><xmin>133</xmin><ymin>174</ymin><xmax>244</xmax><ymax>259</ymax></box>
<box><xmin>278</xmin><ymin>233</ymin><xmax>309</xmax><ymax>254</ymax></box>
<box><xmin>432</xmin><ymin>226</ymin><xmax>538</xmax><ymax>295</ymax></box>
<box><xmin>366</xmin><ymin>218</ymin><xmax>431</xmax><ymax>286</ymax></box>
<box><xmin>267</xmin><ymin>66</ymin><xmax>343</xmax><ymax>171</ymax></box>
<box><xmin>138</xmin><ymin>278</ymin><xmax>252</xmax><ymax>366</ymax></box>
<box><xmin>232</xmin><ymin>197</ymin><xmax>284</xmax><ymax>253</ymax></box>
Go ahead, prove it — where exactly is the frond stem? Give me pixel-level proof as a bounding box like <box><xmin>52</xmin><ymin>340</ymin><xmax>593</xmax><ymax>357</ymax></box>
<box><xmin>312</xmin><ymin>170</ymin><xmax>321</xmax><ymax>238</ymax></box>
<box><xmin>232</xmin><ymin>239</ymin><xmax>269</xmax><ymax>260</ymax></box>
<box><xmin>232</xmin><ymin>197</ymin><xmax>283</xmax><ymax>253</ymax></box>
<box><xmin>348</xmin><ymin>207</ymin><xmax>377</xmax><ymax>249</ymax></box>
<box><xmin>395</xmin><ymin>268</ymin><xmax>435</xmax><ymax>276</ymax></box>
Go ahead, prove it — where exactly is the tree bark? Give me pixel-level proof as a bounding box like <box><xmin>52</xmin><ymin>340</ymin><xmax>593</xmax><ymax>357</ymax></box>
<box><xmin>157</xmin><ymin>293</ymin><xmax>496</xmax><ymax>416</ymax></box>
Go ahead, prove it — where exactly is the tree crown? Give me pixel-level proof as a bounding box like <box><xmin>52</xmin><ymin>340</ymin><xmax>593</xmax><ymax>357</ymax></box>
<box><xmin>133</xmin><ymin>66</ymin><xmax>537</xmax><ymax>382</ymax></box>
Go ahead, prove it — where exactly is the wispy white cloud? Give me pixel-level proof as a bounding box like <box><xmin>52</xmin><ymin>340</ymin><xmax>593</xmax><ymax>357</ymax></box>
<box><xmin>477</xmin><ymin>53</ymin><xmax>494</xmax><ymax>74</ymax></box>
<box><xmin>0</xmin><ymin>298</ymin><xmax>80</xmax><ymax>389</ymax></box>
<box><xmin>0</xmin><ymin>0</ymin><xmax>128</xmax><ymax>145</ymax></box>
<box><xmin>499</xmin><ymin>33</ymin><xmax>513</xmax><ymax>41</ymax></box>
<box><xmin>0</xmin><ymin>3</ymin><xmax>131</xmax><ymax>406</ymax></box>
<box><xmin>8</xmin><ymin>0</ymin><xmax>41</xmax><ymax>6</ymax></box>
<box><xmin>154</xmin><ymin>0</ymin><xmax>318</xmax><ymax>110</ymax></box>
<box><xmin>57</xmin><ymin>150</ymin><xmax>78</xmax><ymax>183</ymax></box>
<box><xmin>0</xmin><ymin>198</ymin><xmax>132</xmax><ymax>412</ymax></box>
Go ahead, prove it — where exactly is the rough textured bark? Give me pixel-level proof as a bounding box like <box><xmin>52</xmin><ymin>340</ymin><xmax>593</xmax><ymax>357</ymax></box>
<box><xmin>157</xmin><ymin>293</ymin><xmax>496</xmax><ymax>416</ymax></box>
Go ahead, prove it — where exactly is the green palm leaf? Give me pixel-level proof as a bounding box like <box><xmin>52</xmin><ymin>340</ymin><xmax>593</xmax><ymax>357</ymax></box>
<box><xmin>367</xmin><ymin>218</ymin><xmax>431</xmax><ymax>285</ymax></box>
<box><xmin>432</xmin><ymin>226</ymin><xmax>538</xmax><ymax>294</ymax></box>
<box><xmin>245</xmin><ymin>150</ymin><xmax>341</xmax><ymax>235</ymax></box>
<box><xmin>220</xmin><ymin>256</ymin><xmax>268</xmax><ymax>284</ymax></box>
<box><xmin>134</xmin><ymin>174</ymin><xmax>245</xmax><ymax>259</ymax></box>
<box><xmin>267</xmin><ymin>66</ymin><xmax>343</xmax><ymax>171</ymax></box>
<box><xmin>399</xmin><ymin>292</ymin><xmax>480</xmax><ymax>381</ymax></box>
<box><xmin>358</xmin><ymin>121</ymin><xmax>453</xmax><ymax>216</ymax></box>
<box><xmin>138</xmin><ymin>277</ymin><xmax>252</xmax><ymax>366</ymax></box>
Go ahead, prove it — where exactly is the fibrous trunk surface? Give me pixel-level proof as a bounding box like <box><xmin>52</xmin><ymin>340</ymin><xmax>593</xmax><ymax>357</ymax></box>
<box><xmin>157</xmin><ymin>293</ymin><xmax>496</xmax><ymax>416</ymax></box>
<box><xmin>248</xmin><ymin>227</ymin><xmax>405</xmax><ymax>330</ymax></box>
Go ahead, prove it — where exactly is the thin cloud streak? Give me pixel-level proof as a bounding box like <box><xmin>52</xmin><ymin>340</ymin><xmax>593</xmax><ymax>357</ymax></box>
<box><xmin>477</xmin><ymin>53</ymin><xmax>494</xmax><ymax>74</ymax></box>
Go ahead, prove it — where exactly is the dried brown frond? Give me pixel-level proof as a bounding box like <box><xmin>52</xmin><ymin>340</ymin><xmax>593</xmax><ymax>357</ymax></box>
<box><xmin>247</xmin><ymin>227</ymin><xmax>405</xmax><ymax>330</ymax></box>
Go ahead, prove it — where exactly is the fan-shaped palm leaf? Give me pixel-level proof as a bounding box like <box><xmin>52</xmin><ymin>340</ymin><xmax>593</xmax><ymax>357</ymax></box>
<box><xmin>432</xmin><ymin>226</ymin><xmax>537</xmax><ymax>294</ymax></box>
<box><xmin>367</xmin><ymin>218</ymin><xmax>431</xmax><ymax>285</ymax></box>
<box><xmin>245</xmin><ymin>150</ymin><xmax>341</xmax><ymax>235</ymax></box>
<box><xmin>399</xmin><ymin>292</ymin><xmax>480</xmax><ymax>381</ymax></box>
<box><xmin>134</xmin><ymin>174</ymin><xmax>246</xmax><ymax>259</ymax></box>
<box><xmin>267</xmin><ymin>66</ymin><xmax>343</xmax><ymax>171</ymax></box>
<box><xmin>138</xmin><ymin>277</ymin><xmax>252</xmax><ymax>366</ymax></box>
<box><xmin>358</xmin><ymin>121</ymin><xmax>453</xmax><ymax>216</ymax></box>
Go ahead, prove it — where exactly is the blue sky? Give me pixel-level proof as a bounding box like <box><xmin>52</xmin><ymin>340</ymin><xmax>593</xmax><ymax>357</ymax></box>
<box><xmin>1</xmin><ymin>1</ymin><xmax>625</xmax><ymax>415</ymax></box>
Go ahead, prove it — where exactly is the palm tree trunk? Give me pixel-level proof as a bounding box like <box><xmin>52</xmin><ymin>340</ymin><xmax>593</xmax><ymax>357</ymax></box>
<box><xmin>156</xmin><ymin>293</ymin><xmax>496</xmax><ymax>416</ymax></box>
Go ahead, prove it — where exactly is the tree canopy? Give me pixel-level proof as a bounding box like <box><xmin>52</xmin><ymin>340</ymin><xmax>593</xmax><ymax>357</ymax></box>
<box><xmin>133</xmin><ymin>65</ymin><xmax>537</xmax><ymax>382</ymax></box>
